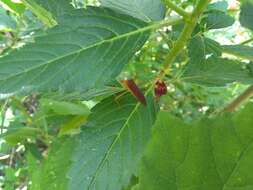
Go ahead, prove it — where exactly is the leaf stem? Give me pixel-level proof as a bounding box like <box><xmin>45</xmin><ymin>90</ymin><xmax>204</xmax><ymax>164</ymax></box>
<box><xmin>163</xmin><ymin>0</ymin><xmax>190</xmax><ymax>19</ymax></box>
<box><xmin>154</xmin><ymin>17</ymin><xmax>184</xmax><ymax>29</ymax></box>
<box><xmin>160</xmin><ymin>0</ymin><xmax>211</xmax><ymax>76</ymax></box>
<box><xmin>223</xmin><ymin>84</ymin><xmax>253</xmax><ymax>112</ymax></box>
<box><xmin>240</xmin><ymin>37</ymin><xmax>253</xmax><ymax>45</ymax></box>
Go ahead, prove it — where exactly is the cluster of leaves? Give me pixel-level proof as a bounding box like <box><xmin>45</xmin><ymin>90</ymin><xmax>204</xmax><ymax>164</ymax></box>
<box><xmin>1</xmin><ymin>0</ymin><xmax>253</xmax><ymax>189</ymax></box>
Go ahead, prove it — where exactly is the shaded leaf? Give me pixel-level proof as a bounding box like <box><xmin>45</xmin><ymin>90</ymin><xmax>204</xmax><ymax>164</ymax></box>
<box><xmin>59</xmin><ymin>115</ymin><xmax>88</xmax><ymax>136</ymax></box>
<box><xmin>0</xmin><ymin>7</ymin><xmax>149</xmax><ymax>97</ymax></box>
<box><xmin>30</xmin><ymin>137</ymin><xmax>76</xmax><ymax>190</ymax></box>
<box><xmin>240</xmin><ymin>0</ymin><xmax>253</xmax><ymax>31</ymax></box>
<box><xmin>202</xmin><ymin>10</ymin><xmax>234</xmax><ymax>29</ymax></box>
<box><xmin>184</xmin><ymin>36</ymin><xmax>253</xmax><ymax>86</ymax></box>
<box><xmin>1</xmin><ymin>126</ymin><xmax>41</xmax><ymax>145</ymax></box>
<box><xmin>99</xmin><ymin>0</ymin><xmax>166</xmax><ymax>22</ymax></box>
<box><xmin>204</xmin><ymin>37</ymin><xmax>222</xmax><ymax>57</ymax></box>
<box><xmin>222</xmin><ymin>45</ymin><xmax>253</xmax><ymax>62</ymax></box>
<box><xmin>22</xmin><ymin>0</ymin><xmax>57</xmax><ymax>27</ymax></box>
<box><xmin>207</xmin><ymin>1</ymin><xmax>228</xmax><ymax>12</ymax></box>
<box><xmin>187</xmin><ymin>35</ymin><xmax>205</xmax><ymax>65</ymax></box>
<box><xmin>138</xmin><ymin>104</ymin><xmax>253</xmax><ymax>189</ymax></box>
<box><xmin>40</xmin><ymin>99</ymin><xmax>90</xmax><ymax>116</ymax></box>
<box><xmin>0</xmin><ymin>7</ymin><xmax>16</xmax><ymax>31</ymax></box>
<box><xmin>68</xmin><ymin>93</ymin><xmax>157</xmax><ymax>190</ymax></box>
<box><xmin>183</xmin><ymin>56</ymin><xmax>253</xmax><ymax>86</ymax></box>
<box><xmin>187</xmin><ymin>35</ymin><xmax>222</xmax><ymax>64</ymax></box>
<box><xmin>138</xmin><ymin>113</ymin><xmax>190</xmax><ymax>190</ymax></box>
<box><xmin>32</xmin><ymin>0</ymin><xmax>74</xmax><ymax>19</ymax></box>
<box><xmin>0</xmin><ymin>0</ymin><xmax>25</xmax><ymax>15</ymax></box>
<box><xmin>121</xmin><ymin>175</ymin><xmax>139</xmax><ymax>190</ymax></box>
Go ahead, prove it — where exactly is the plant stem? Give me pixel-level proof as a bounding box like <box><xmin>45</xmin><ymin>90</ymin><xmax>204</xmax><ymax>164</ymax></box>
<box><xmin>154</xmin><ymin>17</ymin><xmax>183</xmax><ymax>29</ymax></box>
<box><xmin>163</xmin><ymin>0</ymin><xmax>190</xmax><ymax>19</ymax></box>
<box><xmin>160</xmin><ymin>0</ymin><xmax>210</xmax><ymax>76</ymax></box>
<box><xmin>240</xmin><ymin>37</ymin><xmax>253</xmax><ymax>45</ymax></box>
<box><xmin>223</xmin><ymin>84</ymin><xmax>253</xmax><ymax>112</ymax></box>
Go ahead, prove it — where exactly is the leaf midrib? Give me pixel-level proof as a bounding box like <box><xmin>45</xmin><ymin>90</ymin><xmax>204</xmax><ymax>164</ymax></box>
<box><xmin>87</xmin><ymin>101</ymin><xmax>141</xmax><ymax>189</ymax></box>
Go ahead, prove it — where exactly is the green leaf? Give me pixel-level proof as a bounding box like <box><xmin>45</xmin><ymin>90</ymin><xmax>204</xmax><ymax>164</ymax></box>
<box><xmin>99</xmin><ymin>0</ymin><xmax>166</xmax><ymax>22</ymax></box>
<box><xmin>40</xmin><ymin>99</ymin><xmax>90</xmax><ymax>115</ymax></box>
<box><xmin>184</xmin><ymin>36</ymin><xmax>253</xmax><ymax>86</ymax></box>
<box><xmin>187</xmin><ymin>35</ymin><xmax>205</xmax><ymax>65</ymax></box>
<box><xmin>0</xmin><ymin>0</ymin><xmax>25</xmax><ymax>15</ymax></box>
<box><xmin>204</xmin><ymin>37</ymin><xmax>222</xmax><ymax>57</ymax></box>
<box><xmin>122</xmin><ymin>175</ymin><xmax>139</xmax><ymax>190</ymax></box>
<box><xmin>187</xmin><ymin>35</ymin><xmax>222</xmax><ymax>65</ymax></box>
<box><xmin>222</xmin><ymin>45</ymin><xmax>253</xmax><ymax>62</ymax></box>
<box><xmin>27</xmin><ymin>152</ymin><xmax>42</xmax><ymax>189</ymax></box>
<box><xmin>31</xmin><ymin>0</ymin><xmax>74</xmax><ymax>19</ymax></box>
<box><xmin>22</xmin><ymin>0</ymin><xmax>57</xmax><ymax>27</ymax></box>
<box><xmin>248</xmin><ymin>62</ymin><xmax>253</xmax><ymax>75</ymax></box>
<box><xmin>0</xmin><ymin>7</ymin><xmax>149</xmax><ymax>97</ymax></box>
<box><xmin>30</xmin><ymin>137</ymin><xmax>76</xmax><ymax>190</ymax></box>
<box><xmin>138</xmin><ymin>113</ymin><xmax>190</xmax><ymax>190</ymax></box>
<box><xmin>138</xmin><ymin>104</ymin><xmax>253</xmax><ymax>189</ymax></box>
<box><xmin>207</xmin><ymin>1</ymin><xmax>228</xmax><ymax>12</ymax></box>
<box><xmin>202</xmin><ymin>10</ymin><xmax>234</xmax><ymax>29</ymax></box>
<box><xmin>58</xmin><ymin>115</ymin><xmax>88</xmax><ymax>136</ymax></box>
<box><xmin>0</xmin><ymin>7</ymin><xmax>16</xmax><ymax>31</ymax></box>
<box><xmin>1</xmin><ymin>126</ymin><xmax>41</xmax><ymax>145</ymax></box>
<box><xmin>240</xmin><ymin>0</ymin><xmax>253</xmax><ymax>31</ymax></box>
<box><xmin>68</xmin><ymin>93</ymin><xmax>157</xmax><ymax>190</ymax></box>
<box><xmin>183</xmin><ymin>56</ymin><xmax>253</xmax><ymax>86</ymax></box>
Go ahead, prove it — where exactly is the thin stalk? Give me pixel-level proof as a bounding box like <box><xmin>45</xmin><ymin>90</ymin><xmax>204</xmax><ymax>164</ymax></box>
<box><xmin>223</xmin><ymin>84</ymin><xmax>253</xmax><ymax>112</ymax></box>
<box><xmin>163</xmin><ymin>0</ymin><xmax>190</xmax><ymax>19</ymax></box>
<box><xmin>160</xmin><ymin>0</ymin><xmax>211</xmax><ymax>77</ymax></box>
<box><xmin>240</xmin><ymin>37</ymin><xmax>253</xmax><ymax>45</ymax></box>
<box><xmin>152</xmin><ymin>17</ymin><xmax>183</xmax><ymax>29</ymax></box>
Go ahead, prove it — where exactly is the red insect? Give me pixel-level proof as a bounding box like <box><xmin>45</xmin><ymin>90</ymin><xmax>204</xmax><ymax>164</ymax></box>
<box><xmin>154</xmin><ymin>79</ymin><xmax>167</xmax><ymax>100</ymax></box>
<box><xmin>121</xmin><ymin>79</ymin><xmax>147</xmax><ymax>105</ymax></box>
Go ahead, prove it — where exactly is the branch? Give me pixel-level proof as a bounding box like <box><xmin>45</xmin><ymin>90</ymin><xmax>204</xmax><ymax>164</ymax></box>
<box><xmin>160</xmin><ymin>0</ymin><xmax>211</xmax><ymax>76</ymax></box>
<box><xmin>163</xmin><ymin>0</ymin><xmax>190</xmax><ymax>19</ymax></box>
<box><xmin>223</xmin><ymin>84</ymin><xmax>253</xmax><ymax>112</ymax></box>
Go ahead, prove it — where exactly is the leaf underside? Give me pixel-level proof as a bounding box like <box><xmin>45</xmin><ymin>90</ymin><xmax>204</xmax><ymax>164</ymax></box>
<box><xmin>34</xmin><ymin>93</ymin><xmax>157</xmax><ymax>190</ymax></box>
<box><xmin>31</xmin><ymin>0</ymin><xmax>74</xmax><ymax>19</ymax></box>
<box><xmin>240</xmin><ymin>0</ymin><xmax>253</xmax><ymax>31</ymax></box>
<box><xmin>99</xmin><ymin>0</ymin><xmax>166</xmax><ymax>22</ymax></box>
<box><xmin>183</xmin><ymin>35</ymin><xmax>253</xmax><ymax>86</ymax></box>
<box><xmin>0</xmin><ymin>7</ymin><xmax>149</xmax><ymax>96</ymax></box>
<box><xmin>68</xmin><ymin>93</ymin><xmax>157</xmax><ymax>190</ymax></box>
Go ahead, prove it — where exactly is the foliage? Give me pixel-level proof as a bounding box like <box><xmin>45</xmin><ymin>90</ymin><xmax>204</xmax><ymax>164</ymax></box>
<box><xmin>139</xmin><ymin>104</ymin><xmax>253</xmax><ymax>189</ymax></box>
<box><xmin>1</xmin><ymin>0</ymin><xmax>253</xmax><ymax>189</ymax></box>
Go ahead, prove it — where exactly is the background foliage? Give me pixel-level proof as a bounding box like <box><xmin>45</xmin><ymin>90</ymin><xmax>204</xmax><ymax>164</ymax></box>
<box><xmin>1</xmin><ymin>0</ymin><xmax>253</xmax><ymax>189</ymax></box>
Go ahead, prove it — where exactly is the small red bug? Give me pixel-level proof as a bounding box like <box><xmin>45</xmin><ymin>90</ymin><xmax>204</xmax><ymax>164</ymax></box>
<box><xmin>121</xmin><ymin>79</ymin><xmax>147</xmax><ymax>105</ymax></box>
<box><xmin>154</xmin><ymin>79</ymin><xmax>167</xmax><ymax>100</ymax></box>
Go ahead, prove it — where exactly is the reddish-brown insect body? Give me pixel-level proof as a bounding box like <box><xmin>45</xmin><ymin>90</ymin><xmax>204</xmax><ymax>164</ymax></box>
<box><xmin>155</xmin><ymin>79</ymin><xmax>167</xmax><ymax>100</ymax></box>
<box><xmin>121</xmin><ymin>79</ymin><xmax>147</xmax><ymax>105</ymax></box>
